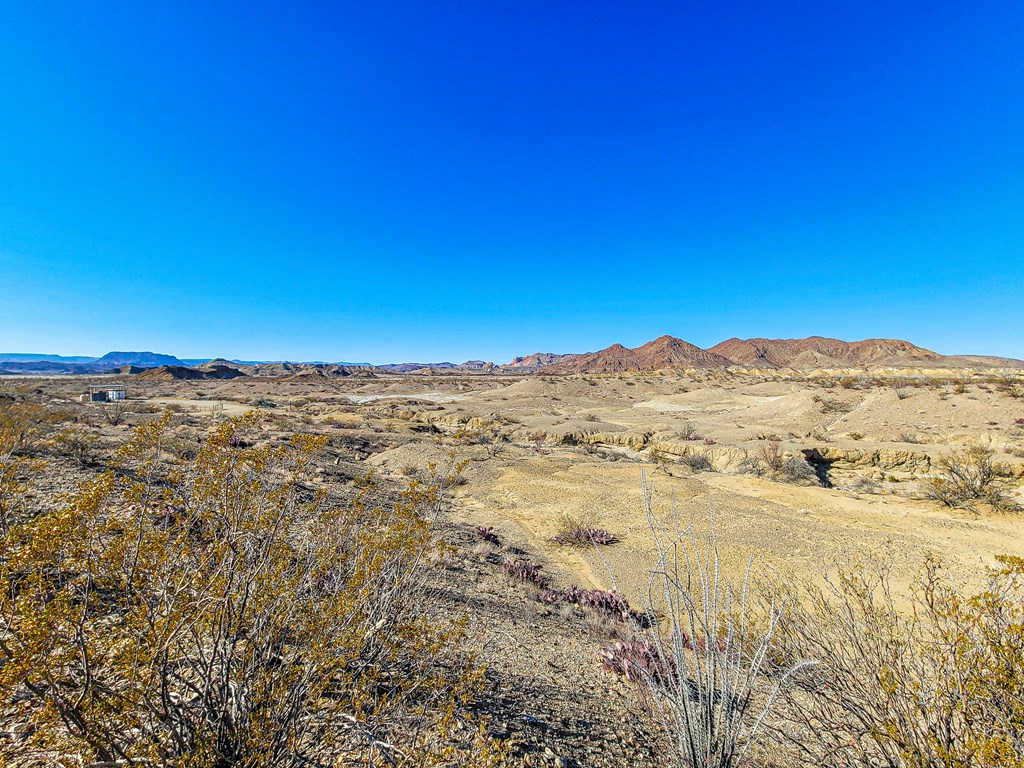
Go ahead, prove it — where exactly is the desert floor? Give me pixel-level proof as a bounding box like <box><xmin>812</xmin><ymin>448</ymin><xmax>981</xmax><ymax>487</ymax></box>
<box><xmin>9</xmin><ymin>368</ymin><xmax>1024</xmax><ymax>766</ymax></box>
<box><xmin>43</xmin><ymin>368</ymin><xmax>1022</xmax><ymax>607</ymax></box>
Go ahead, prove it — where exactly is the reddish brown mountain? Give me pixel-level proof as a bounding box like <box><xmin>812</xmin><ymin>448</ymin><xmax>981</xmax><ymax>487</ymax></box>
<box><xmin>709</xmin><ymin>337</ymin><xmax>945</xmax><ymax>368</ymax></box>
<box><xmin>544</xmin><ymin>335</ymin><xmax>733</xmax><ymax>373</ymax></box>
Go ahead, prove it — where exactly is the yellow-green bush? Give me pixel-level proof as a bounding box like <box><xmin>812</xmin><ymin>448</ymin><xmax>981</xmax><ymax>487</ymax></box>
<box><xmin>773</xmin><ymin>557</ymin><xmax>1024</xmax><ymax>767</ymax></box>
<box><xmin>0</xmin><ymin>399</ymin><xmax>62</xmax><ymax>533</ymax></box>
<box><xmin>0</xmin><ymin>411</ymin><xmax>506</xmax><ymax>767</ymax></box>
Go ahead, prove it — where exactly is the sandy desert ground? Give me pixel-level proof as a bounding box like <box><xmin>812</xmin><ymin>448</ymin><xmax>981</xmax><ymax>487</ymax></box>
<box><xmin>6</xmin><ymin>366</ymin><xmax>1024</xmax><ymax>766</ymax></box>
<box><xmin>27</xmin><ymin>367</ymin><xmax>1022</xmax><ymax>607</ymax></box>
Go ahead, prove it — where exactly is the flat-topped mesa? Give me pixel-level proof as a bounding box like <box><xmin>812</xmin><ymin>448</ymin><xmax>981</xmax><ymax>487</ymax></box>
<box><xmin>95</xmin><ymin>351</ymin><xmax>184</xmax><ymax>368</ymax></box>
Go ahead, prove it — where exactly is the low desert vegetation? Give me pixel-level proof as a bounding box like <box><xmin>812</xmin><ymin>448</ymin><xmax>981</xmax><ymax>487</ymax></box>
<box><xmin>602</xmin><ymin>475</ymin><xmax>815</xmax><ymax>768</ymax></box>
<box><xmin>474</xmin><ymin>524</ymin><xmax>501</xmax><ymax>545</ymax></box>
<box><xmin>736</xmin><ymin>441</ymin><xmax>821</xmax><ymax>486</ymax></box>
<box><xmin>501</xmin><ymin>558</ymin><xmax>548</xmax><ymax>589</ymax></box>
<box><xmin>2</xmin><ymin>389</ymin><xmax>1023</xmax><ymax>767</ymax></box>
<box><xmin>678</xmin><ymin>451</ymin><xmax>714</xmax><ymax>473</ymax></box>
<box><xmin>770</xmin><ymin>556</ymin><xmax>1024</xmax><ymax>768</ymax></box>
<box><xmin>0</xmin><ymin>407</ymin><xmax>506</xmax><ymax>767</ymax></box>
<box><xmin>676</xmin><ymin>421</ymin><xmax>702</xmax><ymax>441</ymax></box>
<box><xmin>551</xmin><ymin>513</ymin><xmax>619</xmax><ymax>547</ymax></box>
<box><xmin>927</xmin><ymin>442</ymin><xmax>1021</xmax><ymax>513</ymax></box>
<box><xmin>542</xmin><ymin>586</ymin><xmax>646</xmax><ymax>625</ymax></box>
<box><xmin>593</xmin><ymin>477</ymin><xmax>1024</xmax><ymax>768</ymax></box>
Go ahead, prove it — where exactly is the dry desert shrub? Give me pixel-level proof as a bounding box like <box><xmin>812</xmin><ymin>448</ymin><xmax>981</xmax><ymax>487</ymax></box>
<box><xmin>770</xmin><ymin>557</ymin><xmax>1024</xmax><ymax>768</ymax></box>
<box><xmin>846</xmin><ymin>476</ymin><xmax>879</xmax><ymax>495</ymax></box>
<box><xmin>760</xmin><ymin>440</ymin><xmax>784</xmax><ymax>471</ymax></box>
<box><xmin>678</xmin><ymin>451</ymin><xmax>713</xmax><ymax>473</ymax></box>
<box><xmin>743</xmin><ymin>441</ymin><xmax>819</xmax><ymax>486</ymax></box>
<box><xmin>676</xmin><ymin>420</ymin><xmax>701</xmax><ymax>441</ymax></box>
<box><xmin>813</xmin><ymin>395</ymin><xmax>854</xmax><ymax>415</ymax></box>
<box><xmin>776</xmin><ymin>456</ymin><xmax>819</xmax><ymax>485</ymax></box>
<box><xmin>608</xmin><ymin>472</ymin><xmax>1024</xmax><ymax>768</ymax></box>
<box><xmin>927</xmin><ymin>442</ymin><xmax>1020</xmax><ymax>513</ymax></box>
<box><xmin>0</xmin><ymin>411</ymin><xmax>507</xmax><ymax>767</ymax></box>
<box><xmin>0</xmin><ymin>399</ymin><xmax>69</xmax><ymax>534</ymax></box>
<box><xmin>50</xmin><ymin>424</ymin><xmax>99</xmax><ymax>466</ymax></box>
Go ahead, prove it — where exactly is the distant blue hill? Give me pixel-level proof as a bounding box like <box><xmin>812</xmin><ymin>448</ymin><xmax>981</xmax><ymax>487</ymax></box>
<box><xmin>180</xmin><ymin>359</ymin><xmax>373</xmax><ymax>367</ymax></box>
<box><xmin>1</xmin><ymin>352</ymin><xmax>374</xmax><ymax>370</ymax></box>
<box><xmin>0</xmin><ymin>353</ymin><xmax>97</xmax><ymax>364</ymax></box>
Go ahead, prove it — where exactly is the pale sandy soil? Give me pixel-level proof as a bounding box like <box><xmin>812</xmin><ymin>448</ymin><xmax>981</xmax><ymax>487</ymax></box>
<box><xmin>358</xmin><ymin>371</ymin><xmax>1024</xmax><ymax>605</ymax></box>
<box><xmin>345</xmin><ymin>392</ymin><xmax>467</xmax><ymax>403</ymax></box>
<box><xmin>95</xmin><ymin>369</ymin><xmax>1024</xmax><ymax>605</ymax></box>
<box><xmin>147</xmin><ymin>397</ymin><xmax>253</xmax><ymax>416</ymax></box>
<box><xmin>450</xmin><ymin>457</ymin><xmax>1023</xmax><ymax>609</ymax></box>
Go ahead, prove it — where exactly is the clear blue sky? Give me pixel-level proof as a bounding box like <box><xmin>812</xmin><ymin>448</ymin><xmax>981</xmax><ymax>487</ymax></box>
<box><xmin>1</xmin><ymin>2</ymin><xmax>1022</xmax><ymax>363</ymax></box>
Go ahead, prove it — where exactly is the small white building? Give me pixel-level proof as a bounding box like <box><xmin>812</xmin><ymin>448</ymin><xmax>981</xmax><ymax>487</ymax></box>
<box><xmin>84</xmin><ymin>384</ymin><xmax>127</xmax><ymax>403</ymax></box>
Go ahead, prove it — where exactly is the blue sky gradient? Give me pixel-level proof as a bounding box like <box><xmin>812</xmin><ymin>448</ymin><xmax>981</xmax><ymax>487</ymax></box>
<box><xmin>1</xmin><ymin>2</ymin><xmax>1022</xmax><ymax>363</ymax></box>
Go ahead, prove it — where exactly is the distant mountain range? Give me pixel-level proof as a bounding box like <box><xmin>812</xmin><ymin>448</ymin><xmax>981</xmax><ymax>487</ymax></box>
<box><xmin>0</xmin><ymin>353</ymin><xmax>97</xmax><ymax>364</ymax></box>
<box><xmin>530</xmin><ymin>336</ymin><xmax>1023</xmax><ymax>372</ymax></box>
<box><xmin>0</xmin><ymin>352</ymin><xmax>371</xmax><ymax>375</ymax></box>
<box><xmin>2</xmin><ymin>337</ymin><xmax>1023</xmax><ymax>376</ymax></box>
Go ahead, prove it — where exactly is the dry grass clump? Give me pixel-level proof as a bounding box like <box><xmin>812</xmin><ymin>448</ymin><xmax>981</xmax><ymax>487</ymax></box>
<box><xmin>846</xmin><ymin>476</ymin><xmax>879</xmax><ymax>495</ymax></box>
<box><xmin>552</xmin><ymin>526</ymin><xmax>618</xmax><ymax>546</ymax></box>
<box><xmin>812</xmin><ymin>395</ymin><xmax>854</xmax><ymax>414</ymax></box>
<box><xmin>551</xmin><ymin>512</ymin><xmax>619</xmax><ymax>546</ymax></box>
<box><xmin>0</xmin><ymin>410</ymin><xmax>507</xmax><ymax>767</ymax></box>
